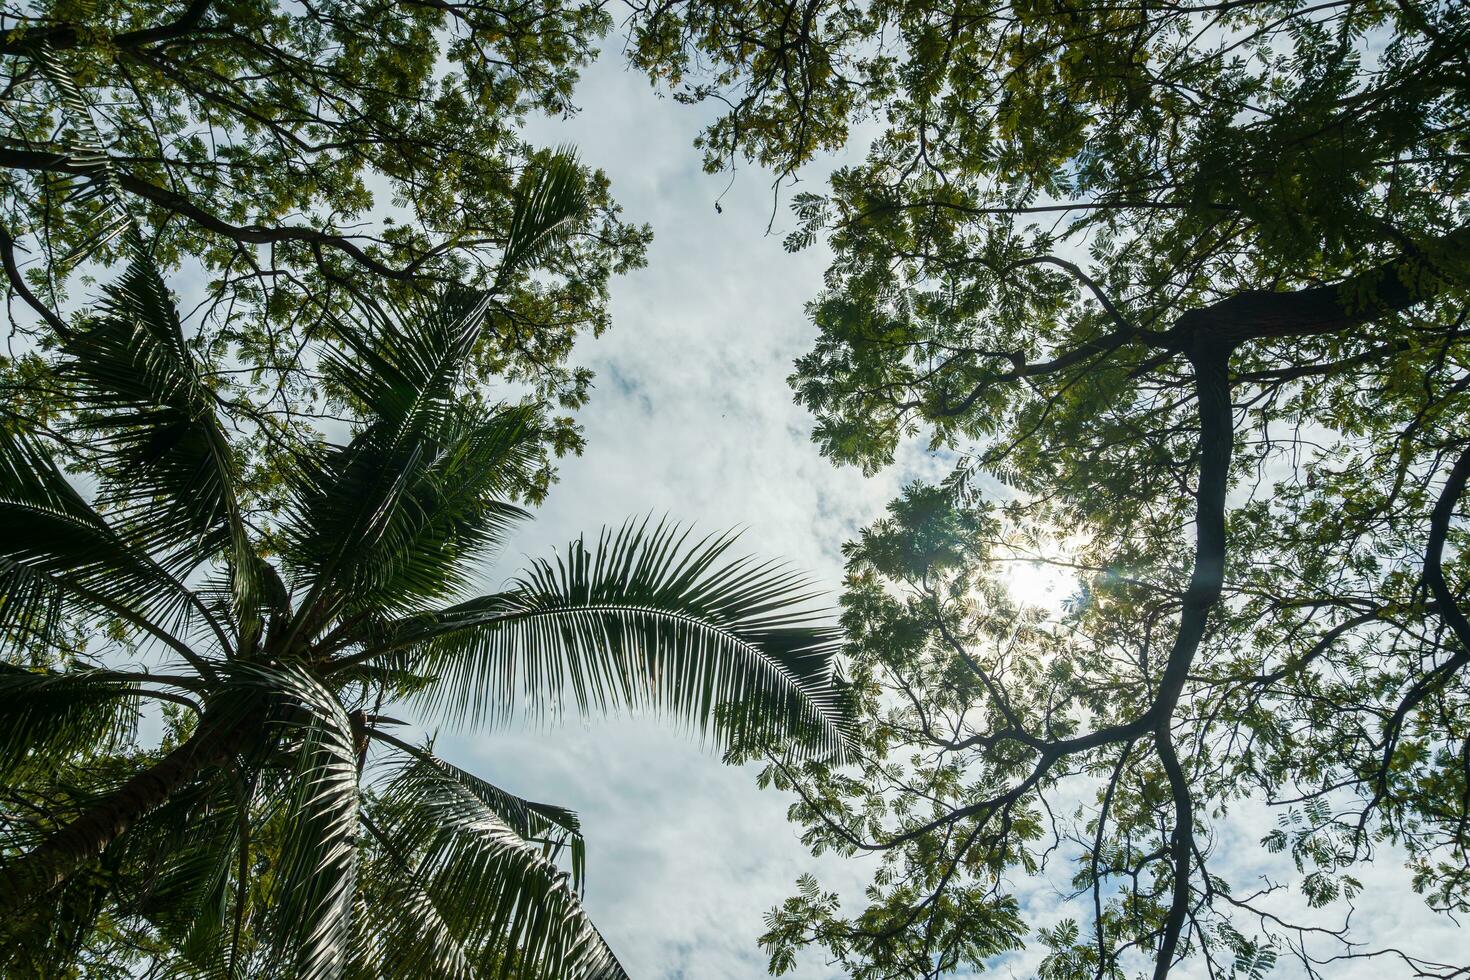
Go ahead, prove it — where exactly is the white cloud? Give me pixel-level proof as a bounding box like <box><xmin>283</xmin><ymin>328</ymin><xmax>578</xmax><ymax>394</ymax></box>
<box><xmin>430</xmin><ymin>51</ymin><xmax>940</xmax><ymax>979</ymax></box>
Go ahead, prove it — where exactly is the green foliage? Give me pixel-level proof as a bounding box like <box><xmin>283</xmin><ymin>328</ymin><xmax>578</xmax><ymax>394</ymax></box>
<box><xmin>0</xmin><ymin>158</ymin><xmax>851</xmax><ymax>976</ymax></box>
<box><xmin>396</xmin><ymin>519</ymin><xmax>851</xmax><ymax>758</ymax></box>
<box><xmin>1</xmin><ymin>0</ymin><xmax>651</xmax><ymax>497</ymax></box>
<box><xmin>9</xmin><ymin>1</ymin><xmax>1469</xmax><ymax>976</ymax></box>
<box><xmin>616</xmin><ymin>1</ymin><xmax>1470</xmax><ymax>975</ymax></box>
<box><xmin>0</xmin><ymin>666</ymin><xmax>139</xmax><ymax>781</ymax></box>
<box><xmin>61</xmin><ymin>257</ymin><xmax>246</xmax><ymax>565</ymax></box>
<box><xmin>628</xmin><ymin>0</ymin><xmax>1469</xmax><ymax>462</ymax></box>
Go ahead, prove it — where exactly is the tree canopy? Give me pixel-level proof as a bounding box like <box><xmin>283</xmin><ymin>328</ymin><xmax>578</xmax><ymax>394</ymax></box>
<box><xmin>2</xmin><ymin>0</ymin><xmax>650</xmax><ymax>493</ymax></box>
<box><xmin>619</xmin><ymin>0</ymin><xmax>1470</xmax><ymax>976</ymax></box>
<box><xmin>5</xmin><ymin>0</ymin><xmax>1470</xmax><ymax>975</ymax></box>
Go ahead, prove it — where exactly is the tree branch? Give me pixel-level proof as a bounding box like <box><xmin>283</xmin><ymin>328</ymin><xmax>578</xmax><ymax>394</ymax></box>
<box><xmin>0</xmin><ymin>147</ymin><xmax>444</xmax><ymax>283</ymax></box>
<box><xmin>0</xmin><ymin>0</ymin><xmax>216</xmax><ymax>57</ymax></box>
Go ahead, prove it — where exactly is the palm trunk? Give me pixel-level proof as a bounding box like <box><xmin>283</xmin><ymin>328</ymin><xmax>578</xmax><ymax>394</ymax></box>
<box><xmin>0</xmin><ymin>714</ymin><xmax>244</xmax><ymax>914</ymax></box>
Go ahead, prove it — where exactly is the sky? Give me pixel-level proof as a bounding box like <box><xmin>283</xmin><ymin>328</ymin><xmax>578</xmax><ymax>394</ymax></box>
<box><xmin>415</xmin><ymin>48</ymin><xmax>1470</xmax><ymax>980</ymax></box>
<box><xmin>428</xmin><ymin>50</ymin><xmax>937</xmax><ymax>979</ymax></box>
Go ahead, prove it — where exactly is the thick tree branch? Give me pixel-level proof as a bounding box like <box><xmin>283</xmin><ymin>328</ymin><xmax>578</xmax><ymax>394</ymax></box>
<box><xmin>1424</xmin><ymin>444</ymin><xmax>1470</xmax><ymax>654</ymax></box>
<box><xmin>0</xmin><ymin>224</ymin><xmax>69</xmax><ymax>336</ymax></box>
<box><xmin>1156</xmin><ymin>228</ymin><xmax>1470</xmax><ymax>352</ymax></box>
<box><xmin>0</xmin><ymin>0</ymin><xmax>216</xmax><ymax>57</ymax></box>
<box><xmin>0</xmin><ymin>147</ymin><xmax>442</xmax><ymax>282</ymax></box>
<box><xmin>1372</xmin><ymin>443</ymin><xmax>1470</xmax><ymax>803</ymax></box>
<box><xmin>1149</xmin><ymin>345</ymin><xmax>1233</xmax><ymax>979</ymax></box>
<box><xmin>934</xmin><ymin>226</ymin><xmax>1469</xmax><ymax>419</ymax></box>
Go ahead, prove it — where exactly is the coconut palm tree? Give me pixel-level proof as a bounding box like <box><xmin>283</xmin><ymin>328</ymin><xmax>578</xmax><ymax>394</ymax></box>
<box><xmin>0</xmin><ymin>156</ymin><xmax>850</xmax><ymax>978</ymax></box>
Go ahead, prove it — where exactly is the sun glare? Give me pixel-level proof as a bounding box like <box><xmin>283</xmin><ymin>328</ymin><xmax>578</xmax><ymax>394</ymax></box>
<box><xmin>1004</xmin><ymin>558</ymin><xmax>1077</xmax><ymax>611</ymax></box>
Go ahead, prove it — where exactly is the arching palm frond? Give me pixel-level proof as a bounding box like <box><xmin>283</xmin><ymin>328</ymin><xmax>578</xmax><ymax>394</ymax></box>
<box><xmin>0</xmin><ymin>666</ymin><xmax>139</xmax><ymax>783</ymax></box>
<box><xmin>366</xmin><ymin>755</ymin><xmax>626</xmax><ymax>980</ymax></box>
<box><xmin>224</xmin><ymin>664</ymin><xmax>360</xmax><ymax>980</ymax></box>
<box><xmin>282</xmin><ymin>398</ymin><xmax>538</xmax><ymax>620</ymax></box>
<box><xmin>318</xmin><ymin>148</ymin><xmax>588</xmax><ymax>444</ymax></box>
<box><xmin>27</xmin><ymin>46</ymin><xmax>256</xmax><ymax>645</ymax></box>
<box><xmin>62</xmin><ymin>260</ymin><xmax>246</xmax><ymax>562</ymax></box>
<box><xmin>143</xmin><ymin>814</ymin><xmax>240</xmax><ymax>972</ymax></box>
<box><xmin>370</xmin><ymin>729</ymin><xmax>586</xmax><ymax>884</ymax></box>
<box><xmin>60</xmin><ymin>258</ymin><xmax>257</xmax><ymax>641</ymax></box>
<box><xmin>0</xmin><ymin>425</ymin><xmax>218</xmax><ymax>658</ymax></box>
<box><xmin>373</xmin><ymin>520</ymin><xmax>852</xmax><ymax>760</ymax></box>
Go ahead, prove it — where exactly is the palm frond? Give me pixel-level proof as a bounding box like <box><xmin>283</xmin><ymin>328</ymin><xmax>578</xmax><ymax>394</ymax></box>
<box><xmin>499</xmin><ymin>150</ymin><xmax>589</xmax><ymax>279</ymax></box>
<box><xmin>34</xmin><ymin>46</ymin><xmax>260</xmax><ymax>646</ymax></box>
<box><xmin>223</xmin><ymin>663</ymin><xmax>359</xmax><ymax>980</ymax></box>
<box><xmin>371</xmin><ymin>729</ymin><xmax>586</xmax><ymax>886</ymax></box>
<box><xmin>0</xmin><ymin>424</ymin><xmax>218</xmax><ymax>659</ymax></box>
<box><xmin>323</xmin><ymin>286</ymin><xmax>487</xmax><ymax>433</ymax></box>
<box><xmin>0</xmin><ymin>666</ymin><xmax>139</xmax><ymax>782</ymax></box>
<box><xmin>282</xmin><ymin>398</ymin><xmax>538</xmax><ymax>621</ymax></box>
<box><xmin>375</xmin><ymin>519</ymin><xmax>852</xmax><ymax>760</ymax></box>
<box><xmin>61</xmin><ymin>256</ymin><xmax>258</xmax><ymax>644</ymax></box>
<box><xmin>278</xmin><ymin>281</ymin><xmax>544</xmax><ymax>635</ymax></box>
<box><xmin>352</xmin><ymin>814</ymin><xmax>481</xmax><ymax>980</ymax></box>
<box><xmin>276</xmin><ymin>148</ymin><xmax>586</xmax><ymax>637</ymax></box>
<box><xmin>104</xmin><ymin>775</ymin><xmax>244</xmax><ymax>972</ymax></box>
<box><xmin>368</xmin><ymin>755</ymin><xmax>627</xmax><ymax>980</ymax></box>
<box><xmin>147</xmin><ymin>819</ymin><xmax>240</xmax><ymax>969</ymax></box>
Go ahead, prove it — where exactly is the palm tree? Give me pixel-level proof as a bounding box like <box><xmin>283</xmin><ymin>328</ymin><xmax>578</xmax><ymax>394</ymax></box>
<box><xmin>0</xmin><ymin>156</ymin><xmax>850</xmax><ymax>978</ymax></box>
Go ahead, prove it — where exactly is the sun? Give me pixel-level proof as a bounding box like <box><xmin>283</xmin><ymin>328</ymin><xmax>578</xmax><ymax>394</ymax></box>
<box><xmin>1004</xmin><ymin>557</ymin><xmax>1077</xmax><ymax>611</ymax></box>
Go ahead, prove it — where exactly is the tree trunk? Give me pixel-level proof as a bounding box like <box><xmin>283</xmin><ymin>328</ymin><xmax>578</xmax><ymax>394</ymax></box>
<box><xmin>0</xmin><ymin>713</ymin><xmax>245</xmax><ymax>915</ymax></box>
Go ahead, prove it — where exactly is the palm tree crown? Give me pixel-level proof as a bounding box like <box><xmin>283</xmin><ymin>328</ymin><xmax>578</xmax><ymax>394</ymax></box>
<box><xmin>0</xmin><ymin>156</ymin><xmax>851</xmax><ymax>978</ymax></box>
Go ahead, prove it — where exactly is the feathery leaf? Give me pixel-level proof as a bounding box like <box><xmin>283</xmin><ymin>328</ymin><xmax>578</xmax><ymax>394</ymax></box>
<box><xmin>379</xmin><ymin>519</ymin><xmax>852</xmax><ymax>760</ymax></box>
